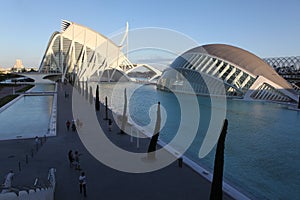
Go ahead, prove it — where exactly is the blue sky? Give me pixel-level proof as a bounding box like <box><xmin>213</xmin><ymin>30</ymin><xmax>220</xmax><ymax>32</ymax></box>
<box><xmin>0</xmin><ymin>0</ymin><xmax>299</xmax><ymax>68</ymax></box>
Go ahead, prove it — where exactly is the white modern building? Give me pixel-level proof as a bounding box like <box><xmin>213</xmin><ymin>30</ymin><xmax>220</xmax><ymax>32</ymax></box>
<box><xmin>158</xmin><ymin>44</ymin><xmax>298</xmax><ymax>103</ymax></box>
<box><xmin>39</xmin><ymin>20</ymin><xmax>137</xmax><ymax>82</ymax></box>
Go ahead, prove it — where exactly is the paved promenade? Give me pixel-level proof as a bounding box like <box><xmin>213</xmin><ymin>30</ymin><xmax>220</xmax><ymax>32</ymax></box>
<box><xmin>0</xmin><ymin>83</ymin><xmax>234</xmax><ymax>200</ymax></box>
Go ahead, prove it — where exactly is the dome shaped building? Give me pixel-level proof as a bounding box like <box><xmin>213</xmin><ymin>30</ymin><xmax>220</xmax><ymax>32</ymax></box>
<box><xmin>157</xmin><ymin>44</ymin><xmax>298</xmax><ymax>103</ymax></box>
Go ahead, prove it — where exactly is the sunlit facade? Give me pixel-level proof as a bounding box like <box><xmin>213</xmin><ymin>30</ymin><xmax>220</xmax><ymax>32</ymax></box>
<box><xmin>158</xmin><ymin>44</ymin><xmax>298</xmax><ymax>103</ymax></box>
<box><xmin>39</xmin><ymin>20</ymin><xmax>134</xmax><ymax>82</ymax></box>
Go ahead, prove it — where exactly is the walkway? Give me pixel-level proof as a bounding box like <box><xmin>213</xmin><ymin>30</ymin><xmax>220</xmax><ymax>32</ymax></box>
<box><xmin>0</xmin><ymin>82</ymin><xmax>234</xmax><ymax>200</ymax></box>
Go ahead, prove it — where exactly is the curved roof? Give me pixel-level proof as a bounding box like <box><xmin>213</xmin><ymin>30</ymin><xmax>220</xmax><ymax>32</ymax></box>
<box><xmin>185</xmin><ymin>44</ymin><xmax>293</xmax><ymax>90</ymax></box>
<box><xmin>62</xmin><ymin>21</ymin><xmax>119</xmax><ymax>50</ymax></box>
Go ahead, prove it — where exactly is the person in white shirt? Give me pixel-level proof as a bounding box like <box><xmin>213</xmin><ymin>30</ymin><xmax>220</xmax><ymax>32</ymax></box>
<box><xmin>1</xmin><ymin>170</ymin><xmax>14</xmax><ymax>193</ymax></box>
<box><xmin>79</xmin><ymin>172</ymin><xmax>87</xmax><ymax>197</ymax></box>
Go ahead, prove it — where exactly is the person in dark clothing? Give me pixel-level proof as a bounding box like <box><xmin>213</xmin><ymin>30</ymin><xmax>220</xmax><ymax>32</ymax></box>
<box><xmin>108</xmin><ymin>119</ymin><xmax>112</xmax><ymax>131</ymax></box>
<box><xmin>71</xmin><ymin>121</ymin><xmax>76</xmax><ymax>132</ymax></box>
<box><xmin>68</xmin><ymin>150</ymin><xmax>74</xmax><ymax>168</ymax></box>
<box><xmin>74</xmin><ymin>151</ymin><xmax>82</xmax><ymax>170</ymax></box>
<box><xmin>66</xmin><ymin>120</ymin><xmax>71</xmax><ymax>131</ymax></box>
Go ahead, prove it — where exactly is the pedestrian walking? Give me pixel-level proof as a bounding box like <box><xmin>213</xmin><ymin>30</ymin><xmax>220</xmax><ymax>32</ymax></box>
<box><xmin>1</xmin><ymin>170</ymin><xmax>14</xmax><ymax>193</ymax></box>
<box><xmin>74</xmin><ymin>151</ymin><xmax>82</xmax><ymax>170</ymax></box>
<box><xmin>79</xmin><ymin>172</ymin><xmax>87</xmax><ymax>197</ymax></box>
<box><xmin>64</xmin><ymin>91</ymin><xmax>69</xmax><ymax>98</ymax></box>
<box><xmin>68</xmin><ymin>150</ymin><xmax>74</xmax><ymax>168</ymax></box>
<box><xmin>35</xmin><ymin>136</ymin><xmax>39</xmax><ymax>144</ymax></box>
<box><xmin>34</xmin><ymin>136</ymin><xmax>39</xmax><ymax>151</ymax></box>
<box><xmin>71</xmin><ymin>121</ymin><xmax>76</xmax><ymax>132</ymax></box>
<box><xmin>66</xmin><ymin>120</ymin><xmax>71</xmax><ymax>131</ymax></box>
<box><xmin>108</xmin><ymin>119</ymin><xmax>112</xmax><ymax>132</ymax></box>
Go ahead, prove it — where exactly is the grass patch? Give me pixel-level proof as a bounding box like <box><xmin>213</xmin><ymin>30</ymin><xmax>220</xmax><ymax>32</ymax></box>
<box><xmin>0</xmin><ymin>84</ymin><xmax>34</xmax><ymax>108</ymax></box>
<box><xmin>0</xmin><ymin>95</ymin><xmax>19</xmax><ymax>108</ymax></box>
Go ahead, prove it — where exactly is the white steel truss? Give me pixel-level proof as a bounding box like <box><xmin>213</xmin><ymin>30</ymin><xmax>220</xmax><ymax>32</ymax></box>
<box><xmin>39</xmin><ymin>20</ymin><xmax>161</xmax><ymax>83</ymax></box>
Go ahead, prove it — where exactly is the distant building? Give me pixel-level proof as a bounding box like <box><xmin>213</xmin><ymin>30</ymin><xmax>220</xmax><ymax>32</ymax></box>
<box><xmin>11</xmin><ymin>59</ymin><xmax>26</xmax><ymax>73</ymax></box>
<box><xmin>0</xmin><ymin>67</ymin><xmax>10</xmax><ymax>74</ymax></box>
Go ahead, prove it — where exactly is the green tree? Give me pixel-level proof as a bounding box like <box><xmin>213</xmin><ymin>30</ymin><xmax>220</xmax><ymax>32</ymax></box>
<box><xmin>210</xmin><ymin>119</ymin><xmax>228</xmax><ymax>200</ymax></box>
<box><xmin>89</xmin><ymin>86</ymin><xmax>93</xmax><ymax>104</ymax></box>
<box><xmin>147</xmin><ymin>102</ymin><xmax>161</xmax><ymax>159</ymax></box>
<box><xmin>85</xmin><ymin>81</ymin><xmax>88</xmax><ymax>100</ymax></box>
<box><xmin>95</xmin><ymin>85</ymin><xmax>100</xmax><ymax>111</ymax></box>
<box><xmin>120</xmin><ymin>88</ymin><xmax>127</xmax><ymax>134</ymax></box>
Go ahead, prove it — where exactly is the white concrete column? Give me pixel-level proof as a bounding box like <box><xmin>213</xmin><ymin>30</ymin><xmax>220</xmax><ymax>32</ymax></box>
<box><xmin>196</xmin><ymin>56</ymin><xmax>208</xmax><ymax>71</ymax></box>
<box><xmin>211</xmin><ymin>61</ymin><xmax>224</xmax><ymax>76</ymax></box>
<box><xmin>200</xmin><ymin>57</ymin><xmax>213</xmax><ymax>72</ymax></box>
<box><xmin>240</xmin><ymin>75</ymin><xmax>251</xmax><ymax>88</ymax></box>
<box><xmin>217</xmin><ymin>63</ymin><xmax>230</xmax><ymax>79</ymax></box>
<box><xmin>232</xmin><ymin>71</ymin><xmax>243</xmax><ymax>86</ymax></box>
<box><xmin>205</xmin><ymin>59</ymin><xmax>218</xmax><ymax>74</ymax></box>
<box><xmin>225</xmin><ymin>67</ymin><xmax>236</xmax><ymax>82</ymax></box>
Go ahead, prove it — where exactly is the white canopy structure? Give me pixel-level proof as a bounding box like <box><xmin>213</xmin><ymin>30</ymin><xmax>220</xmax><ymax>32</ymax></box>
<box><xmin>39</xmin><ymin>20</ymin><xmax>160</xmax><ymax>83</ymax></box>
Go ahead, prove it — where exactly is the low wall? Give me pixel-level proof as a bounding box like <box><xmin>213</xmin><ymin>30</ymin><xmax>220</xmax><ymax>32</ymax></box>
<box><xmin>48</xmin><ymin>83</ymin><xmax>57</xmax><ymax>136</ymax></box>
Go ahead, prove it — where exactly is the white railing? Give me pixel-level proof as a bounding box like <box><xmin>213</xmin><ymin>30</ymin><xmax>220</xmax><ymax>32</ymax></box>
<box><xmin>0</xmin><ymin>168</ymin><xmax>56</xmax><ymax>200</ymax></box>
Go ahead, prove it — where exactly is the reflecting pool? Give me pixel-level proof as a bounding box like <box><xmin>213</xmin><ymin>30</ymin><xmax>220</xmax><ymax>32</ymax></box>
<box><xmin>0</xmin><ymin>85</ymin><xmax>54</xmax><ymax>140</ymax></box>
<box><xmin>89</xmin><ymin>82</ymin><xmax>300</xmax><ymax>200</ymax></box>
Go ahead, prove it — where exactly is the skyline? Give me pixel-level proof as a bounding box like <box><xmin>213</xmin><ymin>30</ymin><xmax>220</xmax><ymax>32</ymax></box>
<box><xmin>0</xmin><ymin>0</ymin><xmax>300</xmax><ymax>68</ymax></box>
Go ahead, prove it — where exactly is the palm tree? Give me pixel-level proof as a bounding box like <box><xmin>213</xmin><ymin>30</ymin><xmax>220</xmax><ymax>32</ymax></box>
<box><xmin>120</xmin><ymin>88</ymin><xmax>127</xmax><ymax>134</ymax></box>
<box><xmin>210</xmin><ymin>119</ymin><xmax>228</xmax><ymax>200</ymax></box>
<box><xmin>95</xmin><ymin>85</ymin><xmax>100</xmax><ymax>111</ymax></box>
<box><xmin>89</xmin><ymin>86</ymin><xmax>93</xmax><ymax>104</ymax></box>
<box><xmin>85</xmin><ymin>81</ymin><xmax>88</xmax><ymax>100</ymax></box>
<box><xmin>104</xmin><ymin>96</ymin><xmax>108</xmax><ymax>120</ymax></box>
<box><xmin>81</xmin><ymin>81</ymin><xmax>84</xmax><ymax>96</ymax></box>
<box><xmin>147</xmin><ymin>102</ymin><xmax>161</xmax><ymax>159</ymax></box>
<box><xmin>77</xmin><ymin>80</ymin><xmax>81</xmax><ymax>94</ymax></box>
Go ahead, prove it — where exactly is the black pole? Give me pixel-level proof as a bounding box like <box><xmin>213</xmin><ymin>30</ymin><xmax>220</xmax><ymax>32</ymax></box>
<box><xmin>18</xmin><ymin>161</ymin><xmax>21</xmax><ymax>171</ymax></box>
<box><xmin>298</xmin><ymin>95</ymin><xmax>300</xmax><ymax>109</ymax></box>
<box><xmin>104</xmin><ymin>96</ymin><xmax>108</xmax><ymax>120</ymax></box>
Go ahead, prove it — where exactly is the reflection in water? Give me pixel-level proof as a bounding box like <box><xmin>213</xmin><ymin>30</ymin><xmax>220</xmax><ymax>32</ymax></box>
<box><xmin>0</xmin><ymin>85</ymin><xmax>54</xmax><ymax>140</ymax></box>
<box><xmin>29</xmin><ymin>84</ymin><xmax>55</xmax><ymax>92</ymax></box>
